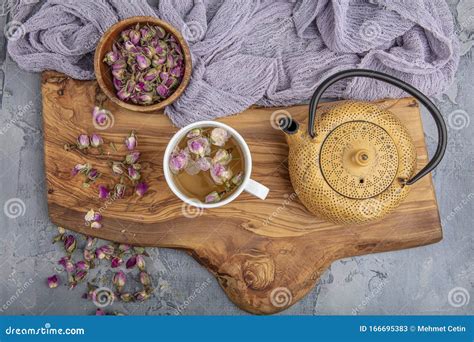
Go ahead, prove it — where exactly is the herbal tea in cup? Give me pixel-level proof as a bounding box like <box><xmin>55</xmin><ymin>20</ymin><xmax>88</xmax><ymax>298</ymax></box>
<box><xmin>163</xmin><ymin>121</ymin><xmax>269</xmax><ymax>208</ymax></box>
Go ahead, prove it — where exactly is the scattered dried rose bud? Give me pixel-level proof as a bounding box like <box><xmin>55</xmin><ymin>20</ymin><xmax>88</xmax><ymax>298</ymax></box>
<box><xmin>98</xmin><ymin>185</ymin><xmax>110</xmax><ymax>199</ymax></box>
<box><xmin>75</xmin><ymin>261</ymin><xmax>89</xmax><ymax>271</ymax></box>
<box><xmin>71</xmin><ymin>163</ymin><xmax>89</xmax><ymax>176</ymax></box>
<box><xmin>100</xmin><ymin>244</ymin><xmax>115</xmax><ymax>256</ymax></box>
<box><xmin>77</xmin><ymin>134</ymin><xmax>90</xmax><ymax>149</ymax></box>
<box><xmin>187</xmin><ymin>137</ymin><xmax>210</xmax><ymax>157</ymax></box>
<box><xmin>58</xmin><ymin>256</ymin><xmax>75</xmax><ymax>273</ymax></box>
<box><xmin>90</xmin><ymin>221</ymin><xmax>102</xmax><ymax>229</ymax></box>
<box><xmin>125</xmin><ymin>151</ymin><xmax>140</xmax><ymax>165</ymax></box>
<box><xmin>118</xmin><ymin>244</ymin><xmax>131</xmax><ymax>252</ymax></box>
<box><xmin>95</xmin><ymin>308</ymin><xmax>106</xmax><ymax>316</ymax></box>
<box><xmin>205</xmin><ymin>191</ymin><xmax>221</xmax><ymax>203</ymax></box>
<box><xmin>86</xmin><ymin>168</ymin><xmax>100</xmax><ymax>182</ymax></box>
<box><xmin>86</xmin><ymin>236</ymin><xmax>97</xmax><ymax>249</ymax></box>
<box><xmin>124</xmin><ymin>131</ymin><xmax>137</xmax><ymax>151</ymax></box>
<box><xmin>134</xmin><ymin>290</ymin><xmax>150</xmax><ymax>301</ymax></box>
<box><xmin>120</xmin><ymin>292</ymin><xmax>134</xmax><ymax>302</ymax></box>
<box><xmin>210</xmin><ymin>163</ymin><xmax>233</xmax><ymax>185</ymax></box>
<box><xmin>64</xmin><ymin>235</ymin><xmax>77</xmax><ymax>254</ymax></box>
<box><xmin>210</xmin><ymin>128</ymin><xmax>230</xmax><ymax>147</ymax></box>
<box><xmin>126</xmin><ymin>255</ymin><xmax>137</xmax><ymax>269</ymax></box>
<box><xmin>114</xmin><ymin>183</ymin><xmax>126</xmax><ymax>198</ymax></box>
<box><xmin>47</xmin><ymin>275</ymin><xmax>59</xmax><ymax>289</ymax></box>
<box><xmin>95</xmin><ymin>248</ymin><xmax>106</xmax><ymax>260</ymax></box>
<box><xmin>135</xmin><ymin>182</ymin><xmax>148</xmax><ymax>197</ymax></box>
<box><xmin>111</xmin><ymin>256</ymin><xmax>123</xmax><ymax>268</ymax></box>
<box><xmin>83</xmin><ymin>249</ymin><xmax>95</xmax><ymax>262</ymax></box>
<box><xmin>111</xmin><ymin>162</ymin><xmax>124</xmax><ymax>175</ymax></box>
<box><xmin>127</xmin><ymin>166</ymin><xmax>141</xmax><ymax>181</ymax></box>
<box><xmin>74</xmin><ymin>270</ymin><xmax>87</xmax><ymax>282</ymax></box>
<box><xmin>113</xmin><ymin>271</ymin><xmax>126</xmax><ymax>289</ymax></box>
<box><xmin>90</xmin><ymin>134</ymin><xmax>103</xmax><ymax>148</ymax></box>
<box><xmin>139</xmin><ymin>271</ymin><xmax>151</xmax><ymax>287</ymax></box>
<box><xmin>212</xmin><ymin>149</ymin><xmax>232</xmax><ymax>165</ymax></box>
<box><xmin>136</xmin><ymin>254</ymin><xmax>146</xmax><ymax>271</ymax></box>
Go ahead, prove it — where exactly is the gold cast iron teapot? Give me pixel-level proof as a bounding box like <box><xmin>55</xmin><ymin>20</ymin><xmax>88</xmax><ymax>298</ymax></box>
<box><xmin>280</xmin><ymin>69</ymin><xmax>447</xmax><ymax>225</ymax></box>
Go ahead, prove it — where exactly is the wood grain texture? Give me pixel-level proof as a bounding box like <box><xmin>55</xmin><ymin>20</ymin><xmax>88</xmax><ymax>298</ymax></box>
<box><xmin>42</xmin><ymin>71</ymin><xmax>442</xmax><ymax>314</ymax></box>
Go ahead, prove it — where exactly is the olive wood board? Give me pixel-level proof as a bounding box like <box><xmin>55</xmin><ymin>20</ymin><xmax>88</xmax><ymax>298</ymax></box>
<box><xmin>42</xmin><ymin>71</ymin><xmax>442</xmax><ymax>315</ymax></box>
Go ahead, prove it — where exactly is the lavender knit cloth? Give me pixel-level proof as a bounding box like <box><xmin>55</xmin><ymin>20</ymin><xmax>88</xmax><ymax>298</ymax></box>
<box><xmin>8</xmin><ymin>0</ymin><xmax>459</xmax><ymax>127</ymax></box>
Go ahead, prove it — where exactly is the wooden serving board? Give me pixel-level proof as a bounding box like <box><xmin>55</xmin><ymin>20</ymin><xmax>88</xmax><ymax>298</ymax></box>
<box><xmin>42</xmin><ymin>71</ymin><xmax>442</xmax><ymax>314</ymax></box>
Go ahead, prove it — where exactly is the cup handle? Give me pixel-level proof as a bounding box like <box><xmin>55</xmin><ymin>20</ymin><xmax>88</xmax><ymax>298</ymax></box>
<box><xmin>244</xmin><ymin>179</ymin><xmax>269</xmax><ymax>200</ymax></box>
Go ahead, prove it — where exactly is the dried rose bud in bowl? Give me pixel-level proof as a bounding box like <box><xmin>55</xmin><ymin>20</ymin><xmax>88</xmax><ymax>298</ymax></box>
<box><xmin>94</xmin><ymin>16</ymin><xmax>192</xmax><ymax>112</ymax></box>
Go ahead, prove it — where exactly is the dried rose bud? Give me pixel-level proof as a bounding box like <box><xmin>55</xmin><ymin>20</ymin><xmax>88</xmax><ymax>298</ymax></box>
<box><xmin>231</xmin><ymin>171</ymin><xmax>244</xmax><ymax>186</ymax></box>
<box><xmin>187</xmin><ymin>137</ymin><xmax>210</xmax><ymax>157</ymax></box>
<box><xmin>126</xmin><ymin>255</ymin><xmax>137</xmax><ymax>269</ymax></box>
<box><xmin>113</xmin><ymin>271</ymin><xmax>126</xmax><ymax>289</ymax></box>
<box><xmin>113</xmin><ymin>78</ymin><xmax>123</xmax><ymax>91</ymax></box>
<box><xmin>210</xmin><ymin>128</ymin><xmax>230</xmax><ymax>147</ymax></box>
<box><xmin>112</xmin><ymin>68</ymin><xmax>127</xmax><ymax>80</ymax></box>
<box><xmin>120</xmin><ymin>29</ymin><xmax>131</xmax><ymax>42</ymax></box>
<box><xmin>112</xmin><ymin>59</ymin><xmax>127</xmax><ymax>70</ymax></box>
<box><xmin>95</xmin><ymin>308</ymin><xmax>106</xmax><ymax>316</ymax></box>
<box><xmin>47</xmin><ymin>275</ymin><xmax>58</xmax><ymax>289</ymax></box>
<box><xmin>212</xmin><ymin>149</ymin><xmax>232</xmax><ymax>165</ymax></box>
<box><xmin>125</xmin><ymin>151</ymin><xmax>140</xmax><ymax>165</ymax></box>
<box><xmin>95</xmin><ymin>247</ymin><xmax>106</xmax><ymax>260</ymax></box>
<box><xmin>75</xmin><ymin>261</ymin><xmax>89</xmax><ymax>271</ymax></box>
<box><xmin>111</xmin><ymin>256</ymin><xmax>123</xmax><ymax>268</ymax></box>
<box><xmin>90</xmin><ymin>221</ymin><xmax>102</xmax><ymax>229</ymax></box>
<box><xmin>114</xmin><ymin>183</ymin><xmax>126</xmax><ymax>199</ymax></box>
<box><xmin>74</xmin><ymin>270</ymin><xmax>87</xmax><ymax>282</ymax></box>
<box><xmin>136</xmin><ymin>254</ymin><xmax>146</xmax><ymax>271</ymax></box>
<box><xmin>58</xmin><ymin>256</ymin><xmax>75</xmax><ymax>273</ymax></box>
<box><xmin>71</xmin><ymin>163</ymin><xmax>89</xmax><ymax>176</ymax></box>
<box><xmin>155</xmin><ymin>25</ymin><xmax>166</xmax><ymax>39</ymax></box>
<box><xmin>98</xmin><ymin>185</ymin><xmax>110</xmax><ymax>199</ymax></box>
<box><xmin>128</xmin><ymin>166</ymin><xmax>141</xmax><ymax>181</ymax></box>
<box><xmin>100</xmin><ymin>244</ymin><xmax>115</xmax><ymax>256</ymax></box>
<box><xmin>166</xmin><ymin>54</ymin><xmax>176</xmax><ymax>69</ymax></box>
<box><xmin>210</xmin><ymin>163</ymin><xmax>233</xmax><ymax>185</ymax></box>
<box><xmin>111</xmin><ymin>162</ymin><xmax>124</xmax><ymax>175</ymax></box>
<box><xmin>85</xmin><ymin>236</ymin><xmax>97</xmax><ymax>249</ymax></box>
<box><xmin>117</xmin><ymin>87</ymin><xmax>131</xmax><ymax>101</ymax></box>
<box><xmin>64</xmin><ymin>235</ymin><xmax>76</xmax><ymax>254</ymax></box>
<box><xmin>143</xmin><ymin>46</ymin><xmax>156</xmax><ymax>59</ymax></box>
<box><xmin>136</xmin><ymin>54</ymin><xmax>151</xmax><ymax>70</ymax></box>
<box><xmin>134</xmin><ymin>290</ymin><xmax>150</xmax><ymax>301</ymax></box>
<box><xmin>135</xmin><ymin>182</ymin><xmax>148</xmax><ymax>197</ymax></box>
<box><xmin>77</xmin><ymin>134</ymin><xmax>90</xmax><ymax>149</ymax></box>
<box><xmin>120</xmin><ymin>292</ymin><xmax>134</xmax><ymax>302</ymax></box>
<box><xmin>124</xmin><ymin>131</ymin><xmax>137</xmax><ymax>151</ymax></box>
<box><xmin>119</xmin><ymin>244</ymin><xmax>131</xmax><ymax>252</ymax></box>
<box><xmin>186</xmin><ymin>128</ymin><xmax>201</xmax><ymax>139</ymax></box>
<box><xmin>169</xmin><ymin>149</ymin><xmax>189</xmax><ymax>174</ymax></box>
<box><xmin>140</xmin><ymin>26</ymin><xmax>155</xmax><ymax>42</ymax></box>
<box><xmin>205</xmin><ymin>191</ymin><xmax>221</xmax><ymax>204</ymax></box>
<box><xmin>103</xmin><ymin>50</ymin><xmax>121</xmax><ymax>65</ymax></box>
<box><xmin>87</xmin><ymin>168</ymin><xmax>100</xmax><ymax>181</ymax></box>
<box><xmin>124</xmin><ymin>40</ymin><xmax>135</xmax><ymax>51</ymax></box>
<box><xmin>90</xmin><ymin>134</ymin><xmax>103</xmax><ymax>148</ymax></box>
<box><xmin>156</xmin><ymin>84</ymin><xmax>169</xmax><ymax>98</ymax></box>
<box><xmin>83</xmin><ymin>249</ymin><xmax>95</xmax><ymax>262</ymax></box>
<box><xmin>196</xmin><ymin>157</ymin><xmax>211</xmax><ymax>171</ymax></box>
<box><xmin>129</xmin><ymin>29</ymin><xmax>140</xmax><ymax>45</ymax></box>
<box><xmin>136</xmin><ymin>93</ymin><xmax>154</xmax><ymax>105</ymax></box>
<box><xmin>85</xmin><ymin>209</ymin><xmax>102</xmax><ymax>223</ymax></box>
<box><xmin>139</xmin><ymin>271</ymin><xmax>151</xmax><ymax>287</ymax></box>
<box><xmin>152</xmin><ymin>55</ymin><xmax>166</xmax><ymax>67</ymax></box>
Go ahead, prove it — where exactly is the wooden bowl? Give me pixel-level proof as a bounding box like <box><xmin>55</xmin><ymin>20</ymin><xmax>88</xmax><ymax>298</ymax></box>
<box><xmin>94</xmin><ymin>16</ymin><xmax>192</xmax><ymax>113</ymax></box>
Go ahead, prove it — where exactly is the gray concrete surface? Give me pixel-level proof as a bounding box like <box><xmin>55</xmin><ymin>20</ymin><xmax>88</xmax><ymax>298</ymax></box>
<box><xmin>0</xmin><ymin>1</ymin><xmax>472</xmax><ymax>315</ymax></box>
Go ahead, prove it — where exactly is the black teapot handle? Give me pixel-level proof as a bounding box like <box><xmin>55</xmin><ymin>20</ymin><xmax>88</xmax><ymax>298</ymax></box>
<box><xmin>308</xmin><ymin>69</ymin><xmax>447</xmax><ymax>185</ymax></box>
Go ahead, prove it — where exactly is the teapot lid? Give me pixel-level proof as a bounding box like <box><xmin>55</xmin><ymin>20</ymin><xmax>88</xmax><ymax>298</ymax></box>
<box><xmin>320</xmin><ymin>120</ymin><xmax>399</xmax><ymax>199</ymax></box>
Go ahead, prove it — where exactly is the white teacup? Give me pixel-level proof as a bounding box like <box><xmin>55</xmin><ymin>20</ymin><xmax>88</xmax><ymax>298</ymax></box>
<box><xmin>163</xmin><ymin>121</ymin><xmax>269</xmax><ymax>208</ymax></box>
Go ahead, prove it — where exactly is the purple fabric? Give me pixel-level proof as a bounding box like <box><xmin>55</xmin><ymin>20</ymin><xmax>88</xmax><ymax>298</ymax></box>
<box><xmin>7</xmin><ymin>0</ymin><xmax>459</xmax><ymax>127</ymax></box>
